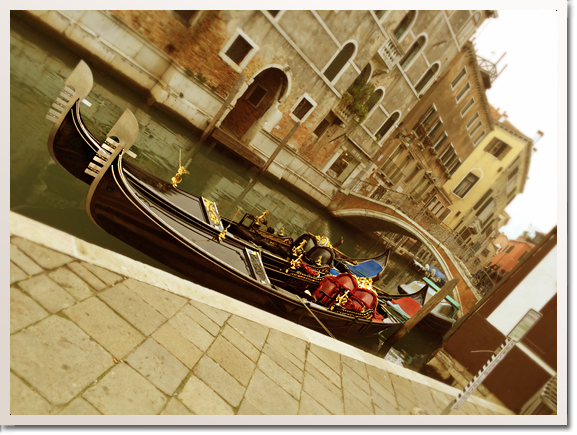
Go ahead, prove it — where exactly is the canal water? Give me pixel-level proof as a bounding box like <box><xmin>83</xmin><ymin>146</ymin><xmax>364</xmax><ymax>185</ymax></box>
<box><xmin>10</xmin><ymin>14</ymin><xmax>442</xmax><ymax>373</ymax></box>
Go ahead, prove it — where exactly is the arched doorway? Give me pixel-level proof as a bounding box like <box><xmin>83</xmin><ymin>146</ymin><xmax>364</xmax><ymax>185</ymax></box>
<box><xmin>220</xmin><ymin>67</ymin><xmax>289</xmax><ymax>140</ymax></box>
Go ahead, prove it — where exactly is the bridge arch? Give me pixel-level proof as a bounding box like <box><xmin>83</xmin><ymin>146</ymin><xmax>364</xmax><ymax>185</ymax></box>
<box><xmin>332</xmin><ymin>208</ymin><xmax>454</xmax><ymax>281</ymax></box>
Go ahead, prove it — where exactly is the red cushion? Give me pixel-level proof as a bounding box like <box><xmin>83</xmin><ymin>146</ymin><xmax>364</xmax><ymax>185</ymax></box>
<box><xmin>391</xmin><ymin>297</ymin><xmax>421</xmax><ymax>317</ymax></box>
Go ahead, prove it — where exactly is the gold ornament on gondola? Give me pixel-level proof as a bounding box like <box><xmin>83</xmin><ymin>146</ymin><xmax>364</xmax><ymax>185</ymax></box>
<box><xmin>171</xmin><ymin>150</ymin><xmax>190</xmax><ymax>187</ymax></box>
<box><xmin>253</xmin><ymin>210</ymin><xmax>268</xmax><ymax>226</ymax></box>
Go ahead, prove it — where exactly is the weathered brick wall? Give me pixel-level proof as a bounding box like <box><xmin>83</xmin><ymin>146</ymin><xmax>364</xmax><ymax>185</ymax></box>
<box><xmin>111</xmin><ymin>10</ymin><xmax>240</xmax><ymax>98</ymax></box>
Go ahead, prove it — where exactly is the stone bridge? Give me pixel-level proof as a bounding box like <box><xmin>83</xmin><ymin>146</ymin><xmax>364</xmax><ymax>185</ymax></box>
<box><xmin>329</xmin><ymin>191</ymin><xmax>481</xmax><ymax>314</ymax></box>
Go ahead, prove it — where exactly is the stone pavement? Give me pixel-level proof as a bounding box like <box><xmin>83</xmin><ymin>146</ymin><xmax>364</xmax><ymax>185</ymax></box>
<box><xmin>8</xmin><ymin>212</ymin><xmax>514</xmax><ymax>422</ymax></box>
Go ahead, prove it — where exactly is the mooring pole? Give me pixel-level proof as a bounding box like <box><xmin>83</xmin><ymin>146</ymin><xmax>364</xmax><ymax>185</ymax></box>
<box><xmin>378</xmin><ymin>278</ymin><xmax>459</xmax><ymax>355</ymax></box>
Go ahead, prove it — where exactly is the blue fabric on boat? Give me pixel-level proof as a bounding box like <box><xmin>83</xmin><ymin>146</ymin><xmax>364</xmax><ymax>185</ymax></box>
<box><xmin>429</xmin><ymin>266</ymin><xmax>447</xmax><ymax>285</ymax></box>
<box><xmin>344</xmin><ymin>259</ymin><xmax>383</xmax><ymax>278</ymax></box>
<box><xmin>330</xmin><ymin>268</ymin><xmax>340</xmax><ymax>276</ymax></box>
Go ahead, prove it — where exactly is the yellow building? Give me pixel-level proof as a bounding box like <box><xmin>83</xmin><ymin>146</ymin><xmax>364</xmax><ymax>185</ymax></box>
<box><xmin>441</xmin><ymin>106</ymin><xmax>534</xmax><ymax>247</ymax></box>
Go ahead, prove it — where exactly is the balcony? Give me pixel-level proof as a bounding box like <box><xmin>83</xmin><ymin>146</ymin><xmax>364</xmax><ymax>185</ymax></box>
<box><xmin>377</xmin><ymin>34</ymin><xmax>405</xmax><ymax>73</ymax></box>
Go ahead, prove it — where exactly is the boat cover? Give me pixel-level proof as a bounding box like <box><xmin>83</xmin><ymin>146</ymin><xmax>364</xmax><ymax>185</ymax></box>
<box><xmin>330</xmin><ymin>259</ymin><xmax>384</xmax><ymax>278</ymax></box>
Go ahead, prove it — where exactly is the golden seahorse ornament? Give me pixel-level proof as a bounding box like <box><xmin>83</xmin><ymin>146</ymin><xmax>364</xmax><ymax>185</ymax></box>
<box><xmin>171</xmin><ymin>150</ymin><xmax>190</xmax><ymax>188</ymax></box>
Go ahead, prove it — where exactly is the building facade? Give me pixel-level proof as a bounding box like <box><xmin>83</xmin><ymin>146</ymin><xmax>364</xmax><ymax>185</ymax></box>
<box><xmin>23</xmin><ymin>9</ymin><xmax>496</xmax><ymax>208</ymax></box>
<box><xmin>442</xmin><ymin>106</ymin><xmax>534</xmax><ymax>254</ymax></box>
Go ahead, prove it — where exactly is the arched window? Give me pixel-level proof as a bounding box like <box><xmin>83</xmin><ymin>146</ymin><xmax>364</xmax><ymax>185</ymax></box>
<box><xmin>394</xmin><ymin>11</ymin><xmax>416</xmax><ymax>40</ymax></box>
<box><xmin>415</xmin><ymin>63</ymin><xmax>439</xmax><ymax>94</ymax></box>
<box><xmin>324</xmin><ymin>42</ymin><xmax>356</xmax><ymax>82</ymax></box>
<box><xmin>399</xmin><ymin>35</ymin><xmax>426</xmax><ymax>70</ymax></box>
<box><xmin>365</xmin><ymin>88</ymin><xmax>384</xmax><ymax>113</ymax></box>
<box><xmin>376</xmin><ymin>112</ymin><xmax>400</xmax><ymax>141</ymax></box>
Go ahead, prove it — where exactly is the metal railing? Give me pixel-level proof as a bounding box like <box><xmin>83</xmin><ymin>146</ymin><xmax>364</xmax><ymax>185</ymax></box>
<box><xmin>351</xmin><ymin>179</ymin><xmax>495</xmax><ymax>295</ymax></box>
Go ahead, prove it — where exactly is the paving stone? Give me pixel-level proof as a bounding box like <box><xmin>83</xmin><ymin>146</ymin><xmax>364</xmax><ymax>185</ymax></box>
<box><xmin>306</xmin><ymin>351</ymin><xmax>341</xmax><ymax>388</ymax></box>
<box><xmin>222</xmin><ymin>324</ymin><xmax>260</xmax><ymax>363</ymax></box>
<box><xmin>81</xmin><ymin>261</ymin><xmax>123</xmax><ymax>286</ymax></box>
<box><xmin>368</xmin><ymin>375</ymin><xmax>398</xmax><ymax>409</ymax></box>
<box><xmin>10</xmin><ymin>243</ymin><xmax>44</xmax><ymax>276</ymax></box>
<box><xmin>64</xmin><ymin>297</ymin><xmax>144</xmax><ymax>359</ymax></box>
<box><xmin>181</xmin><ymin>303</ymin><xmax>221</xmax><ymax>336</ymax></box>
<box><xmin>18</xmin><ymin>274</ymin><xmax>76</xmax><ymax>314</ymax></box>
<box><xmin>98</xmin><ymin>283</ymin><xmax>166</xmax><ymax>336</ymax></box>
<box><xmin>411</xmin><ymin>381</ymin><xmax>438</xmax><ymax>415</ymax></box>
<box><xmin>206</xmin><ymin>335</ymin><xmax>256</xmax><ymax>387</ymax></box>
<box><xmin>10</xmin><ymin>316</ymin><xmax>113</xmax><ymax>405</ymax></box>
<box><xmin>237</xmin><ymin>398</ymin><xmax>264</xmax><ymax>415</ymax></box>
<box><xmin>375</xmin><ymin>401</ymin><xmax>400</xmax><ymax>415</ymax></box>
<box><xmin>267</xmin><ymin>329</ymin><xmax>307</xmax><ymax>364</ymax></box>
<box><xmin>191</xmin><ymin>300</ymin><xmax>231</xmax><ymax>326</ymax></box>
<box><xmin>460</xmin><ymin>401</ymin><xmax>481</xmax><ymax>415</ymax></box>
<box><xmin>430</xmin><ymin>388</ymin><xmax>453</xmax><ymax>409</ymax></box>
<box><xmin>342</xmin><ymin>364</ymin><xmax>372</xmax><ymax>404</ymax></box>
<box><xmin>474</xmin><ymin>405</ymin><xmax>493</xmax><ymax>415</ymax></box>
<box><xmin>262</xmin><ymin>342</ymin><xmax>304</xmax><ymax>383</ymax></box>
<box><xmin>395</xmin><ymin>387</ymin><xmax>420</xmax><ymax>412</ymax></box>
<box><xmin>366</xmin><ymin>365</ymin><xmax>395</xmax><ymax>396</ymax></box>
<box><xmin>244</xmin><ymin>369</ymin><xmax>299</xmax><ymax>415</ymax></box>
<box><xmin>10</xmin><ymin>261</ymin><xmax>28</xmax><ymax>284</ymax></box>
<box><xmin>178</xmin><ymin>376</ymin><xmax>234</xmax><ymax>415</ymax></box>
<box><xmin>49</xmin><ymin>267</ymin><xmax>94</xmax><ymax>301</ymax></box>
<box><xmin>151</xmin><ymin>323</ymin><xmax>203</xmax><ymax>369</ymax></box>
<box><xmin>10</xmin><ymin>372</ymin><xmax>52</xmax><ymax>415</ymax></box>
<box><xmin>123</xmin><ymin>278</ymin><xmax>188</xmax><ymax>318</ymax></box>
<box><xmin>227</xmin><ymin>315</ymin><xmax>269</xmax><ymax>350</ymax></box>
<box><xmin>125</xmin><ymin>338</ymin><xmax>189</xmax><ymax>396</ymax></box>
<box><xmin>83</xmin><ymin>364</ymin><xmax>167</xmax><ymax>415</ymax></box>
<box><xmin>10</xmin><ymin>287</ymin><xmax>49</xmax><ymax>334</ymax></box>
<box><xmin>302</xmin><ymin>370</ymin><xmax>343</xmax><ymax>415</ymax></box>
<box><xmin>390</xmin><ymin>373</ymin><xmax>416</xmax><ymax>398</ymax></box>
<box><xmin>160</xmin><ymin>398</ymin><xmax>194</xmax><ymax>415</ymax></box>
<box><xmin>11</xmin><ymin>237</ymin><xmax>72</xmax><ymax>269</ymax></box>
<box><xmin>341</xmin><ymin>354</ymin><xmax>369</xmax><ymax>381</ymax></box>
<box><xmin>264</xmin><ymin>337</ymin><xmax>306</xmax><ymax>373</ymax></box>
<box><xmin>168</xmin><ymin>311</ymin><xmax>216</xmax><ymax>352</ymax></box>
<box><xmin>59</xmin><ymin>398</ymin><xmax>101</xmax><ymax>415</ymax></box>
<box><xmin>298</xmin><ymin>391</ymin><xmax>331</xmax><ymax>415</ymax></box>
<box><xmin>343</xmin><ymin>390</ymin><xmax>374</xmax><ymax>415</ymax></box>
<box><xmin>371</xmin><ymin>389</ymin><xmax>399</xmax><ymax>414</ymax></box>
<box><xmin>193</xmin><ymin>355</ymin><xmax>246</xmax><ymax>407</ymax></box>
<box><xmin>67</xmin><ymin>262</ymin><xmax>107</xmax><ymax>291</ymax></box>
<box><xmin>257</xmin><ymin>353</ymin><xmax>302</xmax><ymax>400</ymax></box>
<box><xmin>305</xmin><ymin>358</ymin><xmax>341</xmax><ymax>398</ymax></box>
<box><xmin>309</xmin><ymin>343</ymin><xmax>341</xmax><ymax>373</ymax></box>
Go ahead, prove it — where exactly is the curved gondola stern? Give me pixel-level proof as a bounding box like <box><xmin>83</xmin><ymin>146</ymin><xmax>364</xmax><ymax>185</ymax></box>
<box><xmin>85</xmin><ymin>109</ymin><xmax>140</xmax><ymax>229</ymax></box>
<box><xmin>46</xmin><ymin>60</ymin><xmax>94</xmax><ymax>163</ymax></box>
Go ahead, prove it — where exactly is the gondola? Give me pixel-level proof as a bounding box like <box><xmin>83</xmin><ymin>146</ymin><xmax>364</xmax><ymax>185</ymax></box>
<box><xmin>396</xmin><ymin>278</ymin><xmax>459</xmax><ymax>336</ymax></box>
<box><xmin>45</xmin><ymin>60</ymin><xmax>421</xmax><ymax>341</ymax></box>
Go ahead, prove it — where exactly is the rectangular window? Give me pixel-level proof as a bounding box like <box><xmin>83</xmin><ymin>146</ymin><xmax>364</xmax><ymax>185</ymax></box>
<box><xmin>473</xmin><ymin>188</ymin><xmax>493</xmax><ymax>210</ymax></box>
<box><xmin>460</xmin><ymin>98</ymin><xmax>475</xmax><ymax>116</ymax></box>
<box><xmin>427</xmin><ymin>117</ymin><xmax>443</xmax><ymax>139</ymax></box>
<box><xmin>453</xmin><ymin>172</ymin><xmax>479</xmax><ymax>198</ymax></box>
<box><xmin>405</xmin><ymin>164</ymin><xmax>421</xmax><ymax>184</ymax></box>
<box><xmin>506</xmin><ymin>245</ymin><xmax>515</xmax><ymax>254</ymax></box>
<box><xmin>468</xmin><ymin>121</ymin><xmax>482</xmax><ymax>137</ymax></box>
<box><xmin>440</xmin><ymin>145</ymin><xmax>456</xmax><ymax>165</ymax></box>
<box><xmin>314</xmin><ymin>118</ymin><xmax>331</xmax><ymax>137</ymax></box>
<box><xmin>485</xmin><ymin>138</ymin><xmax>512</xmax><ymax>160</ymax></box>
<box><xmin>246</xmin><ymin>84</ymin><xmax>267</xmax><ymax>107</ymax></box>
<box><xmin>451</xmin><ymin>67</ymin><xmax>467</xmax><ymax>89</ymax></box>
<box><xmin>220</xmin><ymin>29</ymin><xmax>259</xmax><ymax>72</ymax></box>
<box><xmin>290</xmin><ymin>94</ymin><xmax>317</xmax><ymax>122</ymax></box>
<box><xmin>433</xmin><ymin>132</ymin><xmax>448</xmax><ymax>150</ymax></box>
<box><xmin>472</xmin><ymin>130</ymin><xmax>486</xmax><ymax>146</ymax></box>
<box><xmin>449</xmin><ymin>159</ymin><xmax>462</xmax><ymax>175</ymax></box>
<box><xmin>466</xmin><ymin>112</ymin><xmax>480</xmax><ymax>130</ymax></box>
<box><xmin>518</xmin><ymin>251</ymin><xmax>529</xmax><ymax>262</ymax></box>
<box><xmin>456</xmin><ymin>82</ymin><xmax>471</xmax><ymax>103</ymax></box>
<box><xmin>508</xmin><ymin>165</ymin><xmax>520</xmax><ymax>180</ymax></box>
<box><xmin>327</xmin><ymin>150</ymin><xmax>358</xmax><ymax>183</ymax></box>
<box><xmin>439</xmin><ymin>208</ymin><xmax>452</xmax><ymax>222</ymax></box>
<box><xmin>226</xmin><ymin>36</ymin><xmax>254</xmax><ymax>65</ymax></box>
